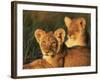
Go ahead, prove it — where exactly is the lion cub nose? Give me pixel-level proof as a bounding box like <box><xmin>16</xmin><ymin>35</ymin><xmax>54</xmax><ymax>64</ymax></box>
<box><xmin>45</xmin><ymin>50</ymin><xmax>49</xmax><ymax>53</ymax></box>
<box><xmin>68</xmin><ymin>31</ymin><xmax>74</xmax><ymax>36</ymax></box>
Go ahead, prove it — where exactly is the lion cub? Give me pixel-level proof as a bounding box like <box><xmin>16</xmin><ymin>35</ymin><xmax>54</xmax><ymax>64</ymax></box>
<box><xmin>23</xmin><ymin>28</ymin><xmax>65</xmax><ymax>69</ymax></box>
<box><xmin>64</xmin><ymin>17</ymin><xmax>90</xmax><ymax>67</ymax></box>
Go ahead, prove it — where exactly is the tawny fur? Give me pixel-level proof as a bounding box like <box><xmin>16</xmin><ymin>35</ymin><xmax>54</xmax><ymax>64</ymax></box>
<box><xmin>64</xmin><ymin>47</ymin><xmax>90</xmax><ymax>67</ymax></box>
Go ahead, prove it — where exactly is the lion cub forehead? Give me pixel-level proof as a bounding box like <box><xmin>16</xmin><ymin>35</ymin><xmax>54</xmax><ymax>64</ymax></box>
<box><xmin>43</xmin><ymin>31</ymin><xmax>54</xmax><ymax>37</ymax></box>
<box><xmin>41</xmin><ymin>31</ymin><xmax>56</xmax><ymax>41</ymax></box>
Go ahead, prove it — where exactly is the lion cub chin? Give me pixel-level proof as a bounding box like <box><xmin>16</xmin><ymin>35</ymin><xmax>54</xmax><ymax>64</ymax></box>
<box><xmin>23</xmin><ymin>28</ymin><xmax>65</xmax><ymax>69</ymax></box>
<box><xmin>64</xmin><ymin>17</ymin><xmax>90</xmax><ymax>67</ymax></box>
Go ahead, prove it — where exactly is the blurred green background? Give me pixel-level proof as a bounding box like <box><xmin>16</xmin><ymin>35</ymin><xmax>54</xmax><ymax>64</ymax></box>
<box><xmin>23</xmin><ymin>10</ymin><xmax>90</xmax><ymax>64</ymax></box>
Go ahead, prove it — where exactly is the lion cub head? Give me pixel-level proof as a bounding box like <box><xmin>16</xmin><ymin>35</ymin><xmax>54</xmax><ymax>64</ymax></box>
<box><xmin>35</xmin><ymin>28</ymin><xmax>65</xmax><ymax>57</ymax></box>
<box><xmin>64</xmin><ymin>17</ymin><xmax>87</xmax><ymax>47</ymax></box>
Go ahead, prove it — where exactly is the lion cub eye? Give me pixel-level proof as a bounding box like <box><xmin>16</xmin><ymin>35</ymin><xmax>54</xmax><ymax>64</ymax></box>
<box><xmin>42</xmin><ymin>41</ymin><xmax>46</xmax><ymax>45</ymax></box>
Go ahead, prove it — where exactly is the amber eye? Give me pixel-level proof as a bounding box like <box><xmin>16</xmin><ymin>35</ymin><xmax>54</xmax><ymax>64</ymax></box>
<box><xmin>41</xmin><ymin>41</ymin><xmax>46</xmax><ymax>45</ymax></box>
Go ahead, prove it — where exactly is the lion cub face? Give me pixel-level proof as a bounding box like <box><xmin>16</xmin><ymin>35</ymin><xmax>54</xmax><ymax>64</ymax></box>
<box><xmin>64</xmin><ymin>17</ymin><xmax>86</xmax><ymax>39</ymax></box>
<box><xmin>35</xmin><ymin>28</ymin><xmax>65</xmax><ymax>57</ymax></box>
<box><xmin>38</xmin><ymin>32</ymin><xmax>58</xmax><ymax>56</ymax></box>
<box><xmin>64</xmin><ymin>17</ymin><xmax>86</xmax><ymax>47</ymax></box>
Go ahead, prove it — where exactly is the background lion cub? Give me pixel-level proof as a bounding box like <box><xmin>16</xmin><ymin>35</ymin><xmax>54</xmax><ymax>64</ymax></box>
<box><xmin>64</xmin><ymin>17</ymin><xmax>90</xmax><ymax>67</ymax></box>
<box><xmin>64</xmin><ymin>17</ymin><xmax>88</xmax><ymax>47</ymax></box>
<box><xmin>24</xmin><ymin>28</ymin><xmax>65</xmax><ymax>69</ymax></box>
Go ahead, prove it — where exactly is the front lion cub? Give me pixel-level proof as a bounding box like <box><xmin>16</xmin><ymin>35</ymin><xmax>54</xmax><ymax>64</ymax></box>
<box><xmin>23</xmin><ymin>28</ymin><xmax>65</xmax><ymax>69</ymax></box>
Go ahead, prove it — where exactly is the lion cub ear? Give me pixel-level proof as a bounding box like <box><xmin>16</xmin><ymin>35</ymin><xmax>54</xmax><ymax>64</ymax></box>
<box><xmin>77</xmin><ymin>17</ymin><xmax>86</xmax><ymax>29</ymax></box>
<box><xmin>54</xmin><ymin>28</ymin><xmax>65</xmax><ymax>44</ymax></box>
<box><xmin>34</xmin><ymin>29</ymin><xmax>46</xmax><ymax>43</ymax></box>
<box><xmin>64</xmin><ymin>17</ymin><xmax>72</xmax><ymax>28</ymax></box>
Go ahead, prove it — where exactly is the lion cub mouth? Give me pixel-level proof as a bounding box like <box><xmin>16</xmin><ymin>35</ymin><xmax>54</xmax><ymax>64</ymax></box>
<box><xmin>44</xmin><ymin>52</ymin><xmax>55</xmax><ymax>57</ymax></box>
